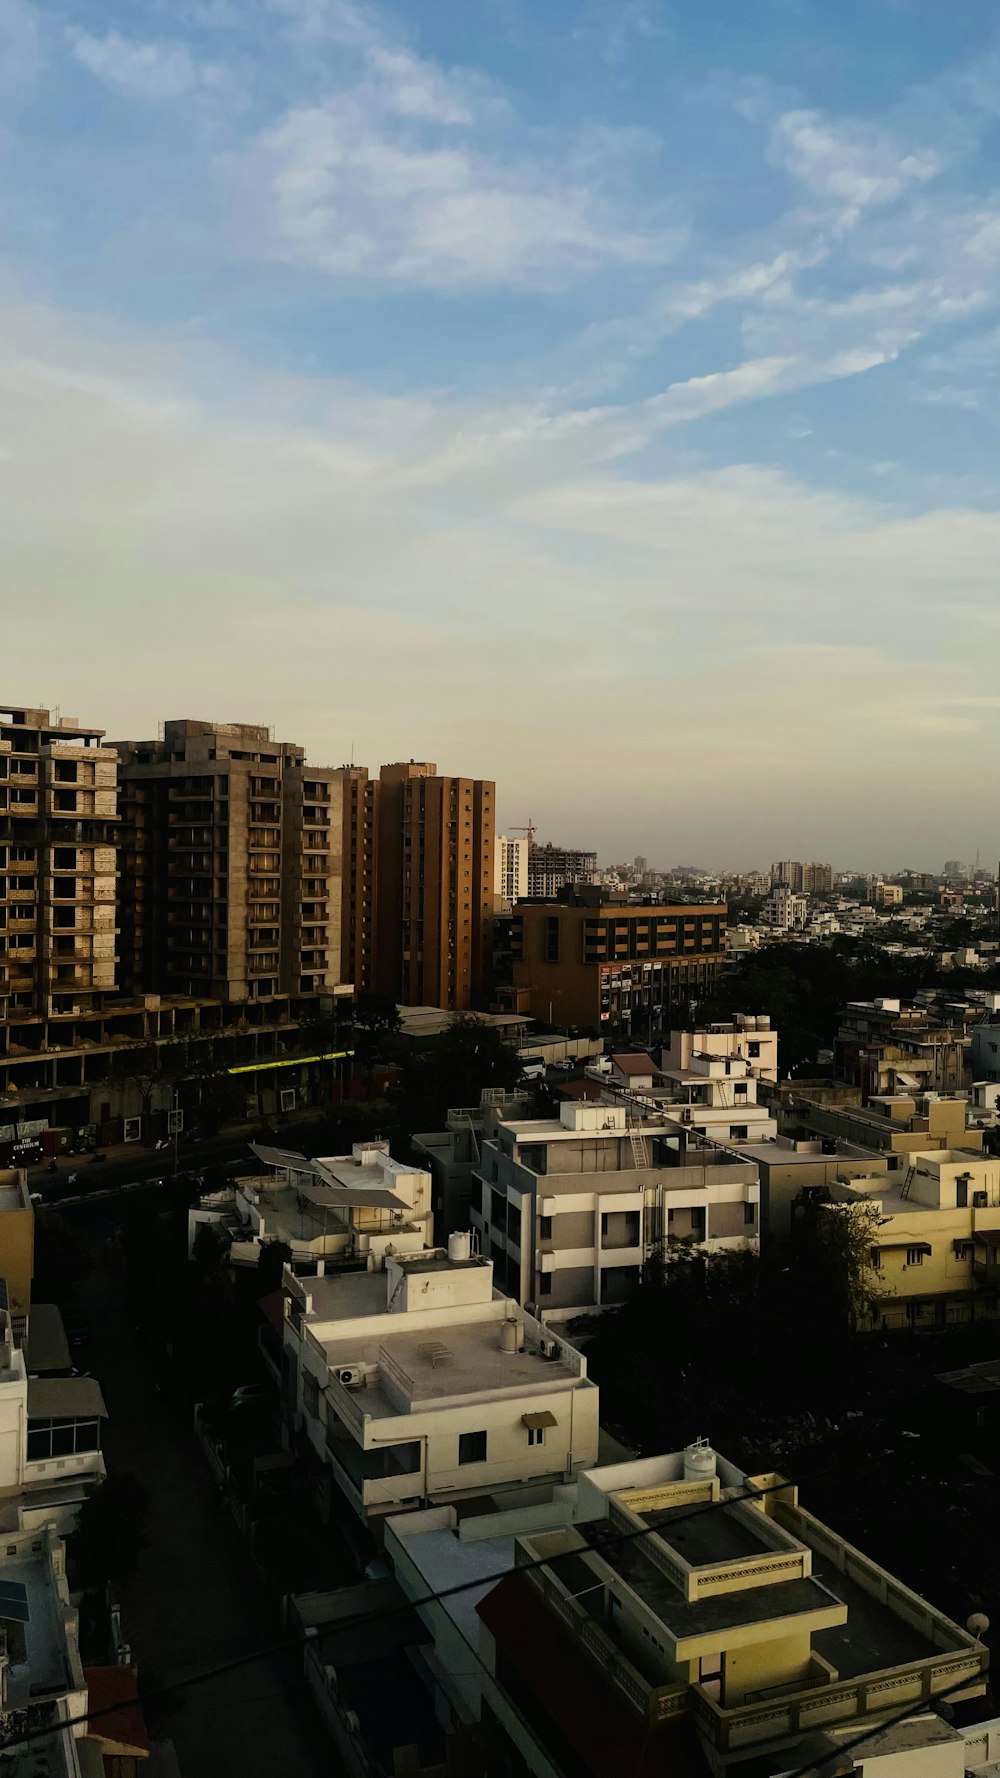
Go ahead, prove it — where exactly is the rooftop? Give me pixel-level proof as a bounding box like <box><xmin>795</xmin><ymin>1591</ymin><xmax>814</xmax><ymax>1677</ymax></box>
<box><xmin>326</xmin><ymin>1317</ymin><xmax>583</xmax><ymax>1414</ymax></box>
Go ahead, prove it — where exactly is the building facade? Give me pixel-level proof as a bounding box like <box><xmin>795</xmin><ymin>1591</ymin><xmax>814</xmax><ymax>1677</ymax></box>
<box><xmin>472</xmin><ymin>1101</ymin><xmax>759</xmax><ymax>1318</ymax></box>
<box><xmin>113</xmin><ymin>719</ymin><xmax>344</xmax><ymax>1004</ymax></box>
<box><xmin>373</xmin><ymin>763</ymin><xmax>495</xmax><ymax>1012</ymax></box>
<box><xmin>511</xmin><ymin>894</ymin><xmax>727</xmax><ymax>1029</ymax></box>
<box><xmin>760</xmin><ymin>888</ymin><xmax>808</xmax><ymax>931</ymax></box>
<box><xmin>281</xmin><ymin>1244</ymin><xmax>600</xmax><ymax>1522</ymax></box>
<box><xmin>662</xmin><ymin>1015</ymin><xmax>778</xmax><ymax>1085</ymax></box>
<box><xmin>494</xmin><ymin>836</ymin><xmax>528</xmax><ymax>909</ymax></box>
<box><xmin>0</xmin><ymin>703</ymin><xmax>118</xmax><ymax>1028</ymax></box>
<box><xmin>339</xmin><ymin>765</ymin><xmax>377</xmax><ymax>994</ymax></box>
<box><xmin>526</xmin><ymin>842</ymin><xmax>597</xmax><ymax>899</ymax></box>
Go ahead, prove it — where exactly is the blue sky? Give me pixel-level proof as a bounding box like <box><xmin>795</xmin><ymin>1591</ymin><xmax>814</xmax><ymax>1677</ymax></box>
<box><xmin>2</xmin><ymin>0</ymin><xmax>999</xmax><ymax>867</ymax></box>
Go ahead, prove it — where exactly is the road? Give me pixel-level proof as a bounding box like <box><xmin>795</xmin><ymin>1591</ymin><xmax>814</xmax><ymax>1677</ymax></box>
<box><xmin>79</xmin><ymin>1242</ymin><xmax>340</xmax><ymax>1778</ymax></box>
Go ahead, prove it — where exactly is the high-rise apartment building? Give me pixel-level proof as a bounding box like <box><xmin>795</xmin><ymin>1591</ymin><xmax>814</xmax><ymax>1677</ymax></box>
<box><xmin>0</xmin><ymin>703</ymin><xmax>118</xmax><ymax>1025</ymax></box>
<box><xmin>511</xmin><ymin>891</ymin><xmax>726</xmax><ymax>1026</ymax></box>
<box><xmin>113</xmin><ymin>720</ymin><xmax>343</xmax><ymax>1004</ymax></box>
<box><xmin>803</xmin><ymin>861</ymin><xmax>833</xmax><ymax>893</ymax></box>
<box><xmin>771</xmin><ymin>860</ymin><xmax>833</xmax><ymax>894</ymax></box>
<box><xmin>374</xmin><ymin>763</ymin><xmax>494</xmax><ymax>1011</ymax></box>
<box><xmin>527</xmin><ymin>841</ymin><xmax>597</xmax><ymax>898</ymax></box>
<box><xmin>494</xmin><ymin>835</ymin><xmax>528</xmax><ymax>908</ymax></box>
<box><xmin>770</xmin><ymin>859</ymin><xmax>804</xmax><ymax>891</ymax></box>
<box><xmin>339</xmin><ymin>765</ymin><xmax>377</xmax><ymax>993</ymax></box>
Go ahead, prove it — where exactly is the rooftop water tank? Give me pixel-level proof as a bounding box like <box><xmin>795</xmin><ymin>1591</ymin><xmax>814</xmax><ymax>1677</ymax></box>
<box><xmin>683</xmin><ymin>1439</ymin><xmax>717</xmax><ymax>1483</ymax></box>
<box><xmin>448</xmin><ymin>1230</ymin><xmax>472</xmax><ymax>1263</ymax></box>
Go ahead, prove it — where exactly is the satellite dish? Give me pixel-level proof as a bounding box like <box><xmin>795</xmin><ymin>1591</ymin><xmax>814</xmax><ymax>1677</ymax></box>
<box><xmin>968</xmin><ymin>1612</ymin><xmax>990</xmax><ymax>1638</ymax></box>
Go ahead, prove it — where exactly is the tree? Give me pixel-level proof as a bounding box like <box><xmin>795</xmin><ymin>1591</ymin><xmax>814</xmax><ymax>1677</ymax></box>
<box><xmin>795</xmin><ymin>1195</ymin><xmax>889</xmax><ymax>1331</ymax></box>
<box><xmin>400</xmin><ymin>1018</ymin><xmax>525</xmax><ymax>1128</ymax></box>
<box><xmin>352</xmin><ymin>993</ymin><xmax>402</xmax><ymax>1094</ymax></box>
<box><xmin>256</xmin><ymin>1238</ymin><xmax>293</xmax><ymax>1296</ymax></box>
<box><xmin>70</xmin><ymin>1476</ymin><xmax>150</xmax><ymax>1590</ymax></box>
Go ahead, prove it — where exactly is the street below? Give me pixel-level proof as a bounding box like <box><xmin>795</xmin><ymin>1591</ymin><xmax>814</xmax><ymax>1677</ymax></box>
<box><xmin>77</xmin><ymin>1229</ymin><xmax>341</xmax><ymax>1778</ymax></box>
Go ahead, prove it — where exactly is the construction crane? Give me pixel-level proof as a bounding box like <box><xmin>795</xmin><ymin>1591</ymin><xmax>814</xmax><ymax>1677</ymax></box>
<box><xmin>508</xmin><ymin>821</ymin><xmax>537</xmax><ymax>847</ymax></box>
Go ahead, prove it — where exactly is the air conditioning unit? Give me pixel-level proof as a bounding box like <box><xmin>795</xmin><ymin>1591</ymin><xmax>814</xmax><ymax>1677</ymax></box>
<box><xmin>336</xmin><ymin>1366</ymin><xmax>364</xmax><ymax>1388</ymax></box>
<box><xmin>681</xmin><ymin>1108</ymin><xmax>692</xmax><ymax>1124</ymax></box>
<box><xmin>540</xmin><ymin>1336</ymin><xmax>558</xmax><ymax>1359</ymax></box>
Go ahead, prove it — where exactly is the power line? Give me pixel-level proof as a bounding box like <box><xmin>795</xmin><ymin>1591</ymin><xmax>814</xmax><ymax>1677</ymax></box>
<box><xmin>6</xmin><ymin>1463</ymin><xmax>840</xmax><ymax>1749</ymax></box>
<box><xmin>5</xmin><ymin>1455</ymin><xmax>988</xmax><ymax>1759</ymax></box>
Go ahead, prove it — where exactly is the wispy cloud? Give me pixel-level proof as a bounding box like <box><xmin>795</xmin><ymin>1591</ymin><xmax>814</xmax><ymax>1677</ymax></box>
<box><xmin>769</xmin><ymin>107</ymin><xmax>940</xmax><ymax>225</ymax></box>
<box><xmin>68</xmin><ymin>28</ymin><xmax>229</xmax><ymax>101</ymax></box>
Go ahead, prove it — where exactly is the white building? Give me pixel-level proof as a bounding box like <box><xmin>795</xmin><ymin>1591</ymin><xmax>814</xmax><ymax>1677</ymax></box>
<box><xmin>662</xmin><ymin>1014</ymin><xmax>777</xmax><ymax>1085</ymax></box>
<box><xmin>656</xmin><ymin>1054</ymin><xmax>778</xmax><ymax>1145</ymax></box>
<box><xmin>473</xmin><ymin>1101</ymin><xmax>760</xmax><ymax>1320</ymax></box>
<box><xmin>281</xmin><ymin>1241</ymin><xmax>599</xmax><ymax>1523</ymax></box>
<box><xmin>0</xmin><ymin>1305</ymin><xmax>106</xmax><ymax>1534</ymax></box>
<box><xmin>494</xmin><ymin>836</ymin><xmax>528</xmax><ymax>907</ymax></box>
<box><xmin>760</xmin><ymin>887</ymin><xmax>808</xmax><ymax>931</ymax></box>
<box><xmin>189</xmin><ymin>1140</ymin><xmax>433</xmax><ymax>1274</ymax></box>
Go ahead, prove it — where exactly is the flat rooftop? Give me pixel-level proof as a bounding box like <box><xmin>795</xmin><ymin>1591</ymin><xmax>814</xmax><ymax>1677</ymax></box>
<box><xmin>4</xmin><ymin>1553</ymin><xmax>70</xmax><ymax>1697</ymax></box>
<box><xmin>326</xmin><ymin>1317</ymin><xmax>583</xmax><ymax>1414</ymax></box>
<box><xmin>642</xmin><ymin>1502</ymin><xmax>770</xmax><ymax>1566</ymax></box>
<box><xmin>733</xmin><ymin>1142</ymin><xmax>883</xmax><ymax>1166</ymax></box>
<box><xmin>0</xmin><ymin>1175</ymin><xmax>27</xmax><ymax>1214</ymax></box>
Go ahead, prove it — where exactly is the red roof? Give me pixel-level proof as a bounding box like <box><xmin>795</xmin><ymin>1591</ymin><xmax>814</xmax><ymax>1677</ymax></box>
<box><xmin>611</xmin><ymin>1053</ymin><xmax>656</xmax><ymax>1076</ymax></box>
<box><xmin>83</xmin><ymin>1666</ymin><xmax>150</xmax><ymax>1757</ymax></box>
<box><xmin>557</xmin><ymin>1078</ymin><xmax>604</xmax><ymax>1102</ymax></box>
<box><xmin>476</xmin><ymin>1574</ymin><xmax>705</xmax><ymax>1778</ymax></box>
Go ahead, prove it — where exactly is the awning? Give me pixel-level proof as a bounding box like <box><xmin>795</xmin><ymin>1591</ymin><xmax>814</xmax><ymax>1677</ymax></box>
<box><xmin>872</xmin><ymin>1240</ymin><xmax>931</xmax><ymax>1255</ymax></box>
<box><xmin>974</xmin><ymin>1229</ymin><xmax>1000</xmax><ymax>1249</ymax></box>
<box><xmin>27</xmin><ymin>1377</ymin><xmax>107</xmax><ymax>1420</ymax></box>
<box><xmin>26</xmin><ymin>1303</ymin><xmax>71</xmax><ymax>1375</ymax></box>
<box><xmin>521</xmin><ymin>1410</ymin><xmax>558</xmax><ymax>1430</ymax></box>
<box><xmin>250</xmin><ymin>1143</ymin><xmax>307</xmax><ymax>1169</ymax></box>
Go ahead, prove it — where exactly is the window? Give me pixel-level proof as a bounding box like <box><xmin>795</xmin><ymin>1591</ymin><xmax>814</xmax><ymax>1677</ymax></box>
<box><xmin>458</xmin><ymin>1431</ymin><xmax>487</xmax><ymax>1465</ymax></box>
<box><xmin>870</xmin><ymin>1248</ymin><xmax>883</xmax><ymax>1271</ymax></box>
<box><xmin>543</xmin><ymin>916</ymin><xmax>560</xmax><ymax>964</ymax></box>
<box><xmin>974</xmin><ymin>1192</ymin><xmax>989</xmax><ymax>1209</ymax></box>
<box><xmin>527</xmin><ymin>1426</ymin><xmax>545</xmax><ymax>1447</ymax></box>
<box><xmin>539</xmin><ymin>1274</ymin><xmax>552</xmax><ymax>1296</ymax></box>
<box><xmin>734</xmin><ymin>1082</ymin><xmax>748</xmax><ymax>1098</ymax></box>
<box><xmin>53</xmin><ymin>847</ymin><xmax>75</xmax><ymax>870</ymax></box>
<box><xmin>744</xmin><ymin>1202</ymin><xmax>756</xmax><ymax>1225</ymax></box>
<box><xmin>747</xmin><ymin>1041</ymin><xmax>760</xmax><ymax>1058</ymax></box>
<box><xmin>26</xmin><ymin>1417</ymin><xmax>100</xmax><ymax>1461</ymax></box>
<box><xmin>730</xmin><ymin>1125</ymin><xmax>748</xmax><ymax>1141</ymax></box>
<box><xmin>539</xmin><ymin>1216</ymin><xmax>552</xmax><ymax>1240</ymax></box>
<box><xmin>906</xmin><ymin>1247</ymin><xmax>925</xmax><ymax>1267</ymax></box>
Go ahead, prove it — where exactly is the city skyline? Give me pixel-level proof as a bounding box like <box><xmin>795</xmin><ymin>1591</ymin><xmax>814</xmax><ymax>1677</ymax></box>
<box><xmin>2</xmin><ymin>0</ymin><xmax>999</xmax><ymax>864</ymax></box>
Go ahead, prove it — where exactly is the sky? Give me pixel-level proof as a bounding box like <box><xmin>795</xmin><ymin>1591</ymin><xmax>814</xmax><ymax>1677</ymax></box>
<box><xmin>1</xmin><ymin>0</ymin><xmax>999</xmax><ymax>871</ymax></box>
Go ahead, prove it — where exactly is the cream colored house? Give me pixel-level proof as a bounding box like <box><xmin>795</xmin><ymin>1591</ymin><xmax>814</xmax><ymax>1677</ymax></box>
<box><xmin>825</xmin><ymin>1150</ymin><xmax>1000</xmax><ymax>1330</ymax></box>
<box><xmin>0</xmin><ymin>1302</ymin><xmax>106</xmax><ymax>1532</ymax></box>
<box><xmin>662</xmin><ymin>1015</ymin><xmax>778</xmax><ymax>1085</ymax></box>
<box><xmin>281</xmin><ymin>1243</ymin><xmax>599</xmax><ymax>1523</ymax></box>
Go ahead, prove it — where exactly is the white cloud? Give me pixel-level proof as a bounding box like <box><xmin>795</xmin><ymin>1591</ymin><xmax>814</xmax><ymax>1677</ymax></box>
<box><xmin>770</xmin><ymin>108</ymin><xmax>940</xmax><ymax>221</ymax></box>
<box><xmin>68</xmin><ymin>28</ymin><xmax>227</xmax><ymax>100</ymax></box>
<box><xmin>233</xmin><ymin>96</ymin><xmax>664</xmax><ymax>289</ymax></box>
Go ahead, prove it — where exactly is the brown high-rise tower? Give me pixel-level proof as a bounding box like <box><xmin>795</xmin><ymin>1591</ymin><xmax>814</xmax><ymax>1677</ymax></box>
<box><xmin>373</xmin><ymin>763</ymin><xmax>494</xmax><ymax>1011</ymax></box>
<box><xmin>113</xmin><ymin>720</ymin><xmax>343</xmax><ymax>1004</ymax></box>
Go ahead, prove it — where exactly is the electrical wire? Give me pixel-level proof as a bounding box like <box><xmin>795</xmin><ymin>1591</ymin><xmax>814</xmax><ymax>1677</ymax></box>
<box><xmin>3</xmin><ymin>1455</ymin><xmax>988</xmax><ymax>1762</ymax></box>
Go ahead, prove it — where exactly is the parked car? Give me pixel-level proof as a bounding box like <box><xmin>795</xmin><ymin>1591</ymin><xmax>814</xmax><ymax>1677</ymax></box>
<box><xmin>229</xmin><ymin>1382</ymin><xmax>276</xmax><ymax>1411</ymax></box>
<box><xmin>551</xmin><ymin>1059</ymin><xmax>576</xmax><ymax>1072</ymax></box>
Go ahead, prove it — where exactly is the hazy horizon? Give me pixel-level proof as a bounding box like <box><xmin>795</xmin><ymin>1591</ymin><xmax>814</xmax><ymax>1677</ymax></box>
<box><xmin>2</xmin><ymin>0</ymin><xmax>998</xmax><ymax>872</ymax></box>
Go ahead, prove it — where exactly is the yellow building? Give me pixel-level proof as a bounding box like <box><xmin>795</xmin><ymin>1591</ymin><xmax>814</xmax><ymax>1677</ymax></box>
<box><xmin>0</xmin><ymin>1169</ymin><xmax>33</xmax><ymax>1341</ymax></box>
<box><xmin>826</xmin><ymin>1150</ymin><xmax>1000</xmax><ymax>1331</ymax></box>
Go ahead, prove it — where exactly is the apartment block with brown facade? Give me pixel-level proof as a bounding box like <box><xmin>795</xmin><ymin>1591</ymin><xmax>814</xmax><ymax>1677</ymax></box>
<box><xmin>0</xmin><ymin>703</ymin><xmax>118</xmax><ymax>1030</ymax></box>
<box><xmin>339</xmin><ymin>765</ymin><xmax>378</xmax><ymax>993</ymax></box>
<box><xmin>374</xmin><ymin>763</ymin><xmax>495</xmax><ymax>1011</ymax></box>
<box><xmin>113</xmin><ymin>720</ymin><xmax>344</xmax><ymax>1005</ymax></box>
<box><xmin>510</xmin><ymin>892</ymin><xmax>726</xmax><ymax>1029</ymax></box>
